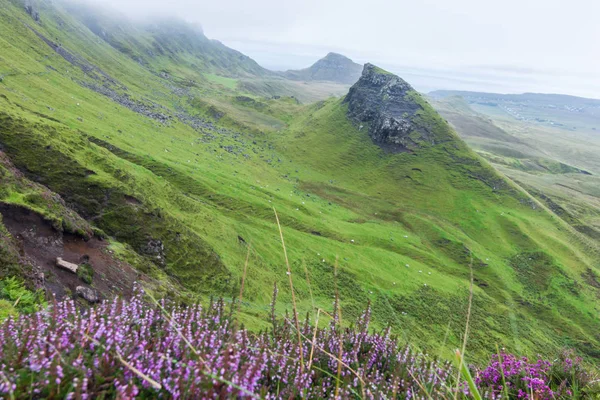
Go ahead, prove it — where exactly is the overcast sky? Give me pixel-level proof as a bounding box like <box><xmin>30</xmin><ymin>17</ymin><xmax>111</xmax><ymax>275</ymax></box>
<box><xmin>87</xmin><ymin>0</ymin><xmax>600</xmax><ymax>98</ymax></box>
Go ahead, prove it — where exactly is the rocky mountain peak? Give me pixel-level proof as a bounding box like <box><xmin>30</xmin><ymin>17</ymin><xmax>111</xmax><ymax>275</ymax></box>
<box><xmin>344</xmin><ymin>63</ymin><xmax>434</xmax><ymax>152</ymax></box>
<box><xmin>283</xmin><ymin>52</ymin><xmax>363</xmax><ymax>84</ymax></box>
<box><xmin>322</xmin><ymin>52</ymin><xmax>350</xmax><ymax>61</ymax></box>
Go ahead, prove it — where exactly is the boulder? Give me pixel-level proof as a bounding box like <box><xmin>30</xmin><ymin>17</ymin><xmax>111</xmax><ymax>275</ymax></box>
<box><xmin>76</xmin><ymin>286</ymin><xmax>100</xmax><ymax>303</ymax></box>
<box><xmin>56</xmin><ymin>257</ymin><xmax>78</xmax><ymax>274</ymax></box>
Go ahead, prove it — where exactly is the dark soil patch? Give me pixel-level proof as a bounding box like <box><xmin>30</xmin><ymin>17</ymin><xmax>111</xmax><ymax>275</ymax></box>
<box><xmin>124</xmin><ymin>195</ymin><xmax>142</xmax><ymax>206</ymax></box>
<box><xmin>0</xmin><ymin>203</ymin><xmax>139</xmax><ymax>301</ymax></box>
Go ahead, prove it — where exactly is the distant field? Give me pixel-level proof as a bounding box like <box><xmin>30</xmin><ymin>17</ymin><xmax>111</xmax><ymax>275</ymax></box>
<box><xmin>431</xmin><ymin>90</ymin><xmax>600</xmax><ymax>133</ymax></box>
<box><xmin>431</xmin><ymin>94</ymin><xmax>600</xmax><ymax>240</ymax></box>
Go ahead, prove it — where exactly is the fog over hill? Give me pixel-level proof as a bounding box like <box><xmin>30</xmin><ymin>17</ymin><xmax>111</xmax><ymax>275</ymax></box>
<box><xmin>83</xmin><ymin>0</ymin><xmax>600</xmax><ymax>98</ymax></box>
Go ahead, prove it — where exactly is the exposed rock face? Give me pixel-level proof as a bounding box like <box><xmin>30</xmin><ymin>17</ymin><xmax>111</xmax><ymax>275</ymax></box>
<box><xmin>141</xmin><ymin>238</ymin><xmax>166</xmax><ymax>266</ymax></box>
<box><xmin>284</xmin><ymin>53</ymin><xmax>363</xmax><ymax>84</ymax></box>
<box><xmin>344</xmin><ymin>63</ymin><xmax>434</xmax><ymax>152</ymax></box>
<box><xmin>24</xmin><ymin>1</ymin><xmax>40</xmax><ymax>23</ymax></box>
<box><xmin>76</xmin><ymin>286</ymin><xmax>100</xmax><ymax>303</ymax></box>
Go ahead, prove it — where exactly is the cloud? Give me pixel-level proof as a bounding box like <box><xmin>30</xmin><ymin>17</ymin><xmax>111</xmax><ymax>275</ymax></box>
<box><xmin>77</xmin><ymin>0</ymin><xmax>600</xmax><ymax>97</ymax></box>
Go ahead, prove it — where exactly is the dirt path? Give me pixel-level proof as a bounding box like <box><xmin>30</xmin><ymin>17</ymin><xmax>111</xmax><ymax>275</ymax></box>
<box><xmin>0</xmin><ymin>203</ymin><xmax>140</xmax><ymax>301</ymax></box>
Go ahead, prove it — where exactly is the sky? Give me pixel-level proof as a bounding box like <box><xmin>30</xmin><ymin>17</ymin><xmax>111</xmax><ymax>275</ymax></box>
<box><xmin>87</xmin><ymin>0</ymin><xmax>600</xmax><ymax>98</ymax></box>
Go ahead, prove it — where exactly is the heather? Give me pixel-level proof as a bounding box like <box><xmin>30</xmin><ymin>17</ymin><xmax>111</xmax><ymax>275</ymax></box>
<box><xmin>2</xmin><ymin>0</ymin><xmax>600</xmax><ymax>363</ymax></box>
<box><xmin>0</xmin><ymin>286</ymin><xmax>598</xmax><ymax>399</ymax></box>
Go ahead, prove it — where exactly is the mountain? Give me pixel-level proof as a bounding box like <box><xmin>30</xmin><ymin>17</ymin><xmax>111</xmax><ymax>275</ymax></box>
<box><xmin>283</xmin><ymin>52</ymin><xmax>363</xmax><ymax>84</ymax></box>
<box><xmin>59</xmin><ymin>1</ymin><xmax>272</xmax><ymax>78</ymax></box>
<box><xmin>1</xmin><ymin>0</ymin><xmax>600</xmax><ymax>365</ymax></box>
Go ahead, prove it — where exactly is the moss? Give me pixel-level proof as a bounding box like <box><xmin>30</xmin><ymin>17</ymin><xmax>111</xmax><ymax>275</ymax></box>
<box><xmin>371</xmin><ymin>65</ymin><xmax>394</xmax><ymax>75</ymax></box>
<box><xmin>77</xmin><ymin>263</ymin><xmax>94</xmax><ymax>284</ymax></box>
<box><xmin>0</xmin><ymin>114</ymin><xmax>231</xmax><ymax>295</ymax></box>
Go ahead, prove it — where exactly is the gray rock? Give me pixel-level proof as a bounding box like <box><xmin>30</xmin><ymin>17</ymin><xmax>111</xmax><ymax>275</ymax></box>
<box><xmin>344</xmin><ymin>63</ymin><xmax>433</xmax><ymax>152</ymax></box>
<box><xmin>141</xmin><ymin>238</ymin><xmax>166</xmax><ymax>267</ymax></box>
<box><xmin>24</xmin><ymin>1</ymin><xmax>40</xmax><ymax>22</ymax></box>
<box><xmin>76</xmin><ymin>286</ymin><xmax>100</xmax><ymax>303</ymax></box>
<box><xmin>80</xmin><ymin>82</ymin><xmax>172</xmax><ymax>124</ymax></box>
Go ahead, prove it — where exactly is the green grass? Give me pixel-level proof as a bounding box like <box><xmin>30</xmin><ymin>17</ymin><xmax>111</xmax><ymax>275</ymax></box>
<box><xmin>370</xmin><ymin>65</ymin><xmax>394</xmax><ymax>75</ymax></box>
<box><xmin>204</xmin><ymin>73</ymin><xmax>239</xmax><ymax>89</ymax></box>
<box><xmin>0</xmin><ymin>0</ymin><xmax>599</xmax><ymax>366</ymax></box>
<box><xmin>0</xmin><ymin>277</ymin><xmax>45</xmax><ymax>317</ymax></box>
<box><xmin>432</xmin><ymin>94</ymin><xmax>600</xmax><ymax>242</ymax></box>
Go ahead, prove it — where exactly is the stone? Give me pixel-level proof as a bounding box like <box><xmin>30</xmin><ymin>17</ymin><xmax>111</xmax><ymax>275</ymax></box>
<box><xmin>56</xmin><ymin>257</ymin><xmax>78</xmax><ymax>274</ymax></box>
<box><xmin>344</xmin><ymin>63</ymin><xmax>433</xmax><ymax>152</ymax></box>
<box><xmin>141</xmin><ymin>238</ymin><xmax>166</xmax><ymax>267</ymax></box>
<box><xmin>76</xmin><ymin>286</ymin><xmax>100</xmax><ymax>303</ymax></box>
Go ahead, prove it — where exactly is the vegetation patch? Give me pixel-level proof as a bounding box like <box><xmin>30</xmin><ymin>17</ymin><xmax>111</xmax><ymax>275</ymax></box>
<box><xmin>77</xmin><ymin>263</ymin><xmax>94</xmax><ymax>284</ymax></box>
<box><xmin>509</xmin><ymin>251</ymin><xmax>561</xmax><ymax>293</ymax></box>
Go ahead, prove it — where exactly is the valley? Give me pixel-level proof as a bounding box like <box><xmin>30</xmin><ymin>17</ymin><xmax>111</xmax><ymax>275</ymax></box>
<box><xmin>0</xmin><ymin>0</ymin><xmax>599</xmax><ymax>374</ymax></box>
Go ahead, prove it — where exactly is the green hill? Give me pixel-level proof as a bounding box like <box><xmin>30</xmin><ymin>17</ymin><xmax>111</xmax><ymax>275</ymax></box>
<box><xmin>431</xmin><ymin>95</ymin><xmax>600</xmax><ymax>242</ymax></box>
<box><xmin>1</xmin><ymin>0</ymin><xmax>599</xmax><ymax>364</ymax></box>
<box><xmin>60</xmin><ymin>1</ymin><xmax>273</xmax><ymax>78</ymax></box>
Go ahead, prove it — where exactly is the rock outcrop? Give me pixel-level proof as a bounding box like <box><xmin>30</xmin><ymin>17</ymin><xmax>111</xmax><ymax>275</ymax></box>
<box><xmin>76</xmin><ymin>286</ymin><xmax>100</xmax><ymax>303</ymax></box>
<box><xmin>344</xmin><ymin>63</ymin><xmax>435</xmax><ymax>152</ymax></box>
<box><xmin>24</xmin><ymin>1</ymin><xmax>40</xmax><ymax>23</ymax></box>
<box><xmin>141</xmin><ymin>238</ymin><xmax>166</xmax><ymax>267</ymax></box>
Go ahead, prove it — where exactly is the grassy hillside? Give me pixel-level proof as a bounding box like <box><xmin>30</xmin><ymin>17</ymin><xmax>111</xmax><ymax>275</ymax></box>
<box><xmin>1</xmin><ymin>0</ymin><xmax>599</xmax><ymax>366</ymax></box>
<box><xmin>432</xmin><ymin>95</ymin><xmax>600</xmax><ymax>241</ymax></box>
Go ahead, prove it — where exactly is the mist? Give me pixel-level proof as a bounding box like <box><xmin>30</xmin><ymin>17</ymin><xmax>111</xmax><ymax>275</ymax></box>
<box><xmin>77</xmin><ymin>0</ymin><xmax>600</xmax><ymax>98</ymax></box>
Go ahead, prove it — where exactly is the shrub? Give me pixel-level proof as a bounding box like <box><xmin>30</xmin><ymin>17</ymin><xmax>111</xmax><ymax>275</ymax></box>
<box><xmin>77</xmin><ymin>263</ymin><xmax>94</xmax><ymax>284</ymax></box>
<box><xmin>475</xmin><ymin>350</ymin><xmax>600</xmax><ymax>399</ymax></box>
<box><xmin>0</xmin><ymin>285</ymin><xmax>597</xmax><ymax>398</ymax></box>
<box><xmin>0</xmin><ymin>299</ymin><xmax>16</xmax><ymax>321</ymax></box>
<box><xmin>0</xmin><ymin>277</ymin><xmax>45</xmax><ymax>314</ymax></box>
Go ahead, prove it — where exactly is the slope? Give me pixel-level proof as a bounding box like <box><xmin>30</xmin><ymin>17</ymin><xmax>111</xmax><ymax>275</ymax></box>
<box><xmin>1</xmin><ymin>0</ymin><xmax>599</xmax><ymax>364</ymax></box>
<box><xmin>60</xmin><ymin>0</ymin><xmax>272</xmax><ymax>78</ymax></box>
<box><xmin>431</xmin><ymin>95</ymin><xmax>600</xmax><ymax>241</ymax></box>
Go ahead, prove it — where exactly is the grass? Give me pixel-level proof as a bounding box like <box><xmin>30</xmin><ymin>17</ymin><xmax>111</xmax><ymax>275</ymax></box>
<box><xmin>0</xmin><ymin>277</ymin><xmax>45</xmax><ymax>317</ymax></box>
<box><xmin>204</xmin><ymin>73</ymin><xmax>239</xmax><ymax>90</ymax></box>
<box><xmin>0</xmin><ymin>0</ymin><xmax>599</xmax><ymax>367</ymax></box>
<box><xmin>432</xmin><ymin>94</ymin><xmax>600</xmax><ymax>242</ymax></box>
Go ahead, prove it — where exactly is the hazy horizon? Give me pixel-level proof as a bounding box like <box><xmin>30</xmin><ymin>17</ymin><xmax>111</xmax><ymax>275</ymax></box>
<box><xmin>76</xmin><ymin>0</ymin><xmax>600</xmax><ymax>99</ymax></box>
